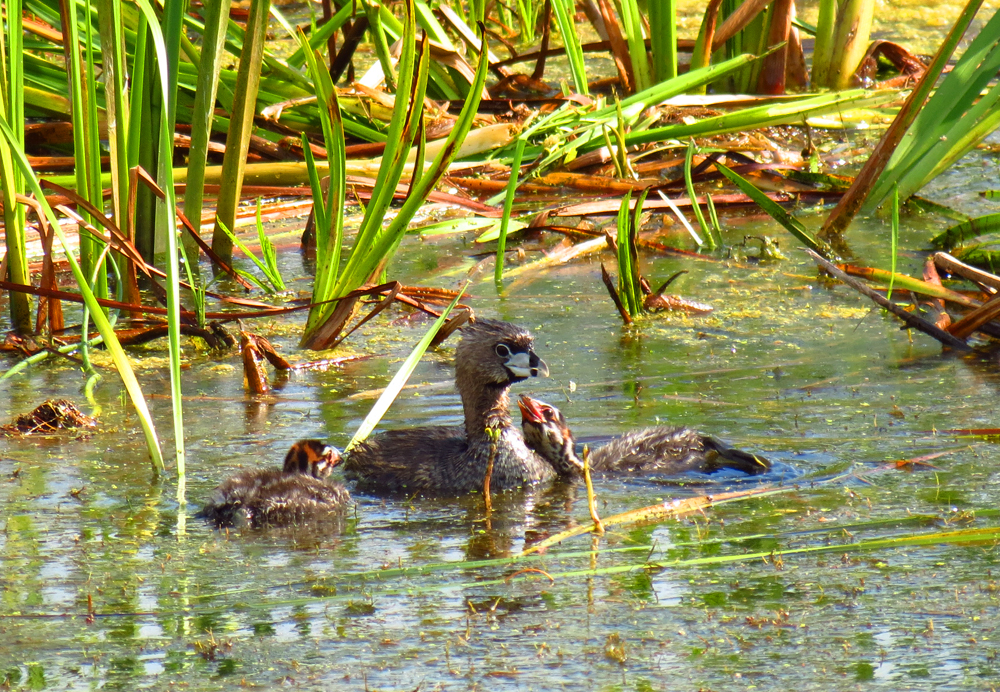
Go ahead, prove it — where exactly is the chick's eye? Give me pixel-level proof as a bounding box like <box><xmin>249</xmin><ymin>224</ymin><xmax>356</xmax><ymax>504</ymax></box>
<box><xmin>495</xmin><ymin>343</ymin><xmax>511</xmax><ymax>358</ymax></box>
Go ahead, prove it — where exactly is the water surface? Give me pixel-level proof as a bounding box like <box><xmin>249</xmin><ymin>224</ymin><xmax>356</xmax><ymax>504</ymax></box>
<box><xmin>2</xmin><ymin>101</ymin><xmax>1000</xmax><ymax>692</ymax></box>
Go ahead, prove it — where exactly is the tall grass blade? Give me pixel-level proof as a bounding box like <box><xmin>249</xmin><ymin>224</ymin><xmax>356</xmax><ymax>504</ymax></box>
<box><xmin>134</xmin><ymin>0</ymin><xmax>189</xmax><ymax>493</ymax></box>
<box><xmin>346</xmin><ymin>287</ymin><xmax>467</xmax><ymax>450</ymax></box>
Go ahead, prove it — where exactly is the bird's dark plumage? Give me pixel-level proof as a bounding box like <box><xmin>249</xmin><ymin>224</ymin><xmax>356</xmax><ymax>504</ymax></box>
<box><xmin>344</xmin><ymin>319</ymin><xmax>558</xmax><ymax>495</ymax></box>
<box><xmin>199</xmin><ymin>440</ymin><xmax>350</xmax><ymax>528</ymax></box>
<box><xmin>518</xmin><ymin>395</ymin><xmax>771</xmax><ymax>477</ymax></box>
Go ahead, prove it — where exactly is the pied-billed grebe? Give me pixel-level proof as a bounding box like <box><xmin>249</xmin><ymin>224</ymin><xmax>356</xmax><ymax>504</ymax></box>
<box><xmin>518</xmin><ymin>395</ymin><xmax>771</xmax><ymax>477</ymax></box>
<box><xmin>345</xmin><ymin>319</ymin><xmax>559</xmax><ymax>495</ymax></box>
<box><xmin>199</xmin><ymin>439</ymin><xmax>350</xmax><ymax>528</ymax></box>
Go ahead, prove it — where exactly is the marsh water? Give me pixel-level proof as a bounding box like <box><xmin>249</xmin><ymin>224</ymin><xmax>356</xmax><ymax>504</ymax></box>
<box><xmin>3</xmin><ymin>131</ymin><xmax>1000</xmax><ymax>691</ymax></box>
<box><xmin>6</xmin><ymin>4</ymin><xmax>1000</xmax><ymax>678</ymax></box>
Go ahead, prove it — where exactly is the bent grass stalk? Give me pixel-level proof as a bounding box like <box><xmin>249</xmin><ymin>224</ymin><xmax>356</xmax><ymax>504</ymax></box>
<box><xmin>345</xmin><ymin>285</ymin><xmax>467</xmax><ymax>450</ymax></box>
<box><xmin>684</xmin><ymin>139</ymin><xmax>714</xmax><ymax>250</ymax></box>
<box><xmin>714</xmin><ymin>160</ymin><xmax>830</xmax><ymax>257</ymax></box>
<box><xmin>185</xmin><ymin>523</ymin><xmax>1000</xmax><ymax>612</ymax></box>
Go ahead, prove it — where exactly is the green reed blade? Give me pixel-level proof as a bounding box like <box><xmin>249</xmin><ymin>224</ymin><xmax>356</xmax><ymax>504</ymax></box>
<box><xmin>213</xmin><ymin>217</ymin><xmax>280</xmax><ymax>293</ymax></box>
<box><xmin>616</xmin><ymin>0</ymin><xmax>651</xmax><ymax>92</ymax></box>
<box><xmin>299</xmin><ymin>28</ymin><xmax>347</xmax><ymax>336</ymax></box>
<box><xmin>362</xmin><ymin>0</ymin><xmax>397</xmax><ymax>91</ymax></box>
<box><xmin>134</xmin><ymin>0</ymin><xmax>188</xmax><ymax>489</ymax></box>
<box><xmin>340</xmin><ymin>21</ymin><xmax>490</xmax><ymax>294</ymax></box>
<box><xmin>550</xmin><ymin>0</ymin><xmax>588</xmax><ymax>94</ymax></box>
<box><xmin>715</xmin><ymin>161</ymin><xmax>830</xmax><ymax>257</ymax></box>
<box><xmin>58</xmin><ymin>0</ymin><xmax>107</xmax><ymax>305</ymax></box>
<box><xmin>346</xmin><ymin>286</ymin><xmax>467</xmax><ymax>450</ymax></box>
<box><xmin>256</xmin><ymin>200</ymin><xmax>285</xmax><ymax>291</ymax></box>
<box><xmin>685</xmin><ymin>139</ymin><xmax>713</xmax><ymax>249</ymax></box>
<box><xmin>0</xmin><ymin>0</ymin><xmax>31</xmax><ymax>332</ymax></box>
<box><xmin>0</xmin><ymin>114</ymin><xmax>164</xmax><ymax>473</ymax></box>
<box><xmin>495</xmin><ymin>136</ymin><xmax>528</xmax><ymax>289</ymax></box>
<box><xmin>888</xmin><ymin>185</ymin><xmax>898</xmax><ymax>301</ymax></box>
<box><xmin>182</xmin><ymin>0</ymin><xmax>231</xmax><ymax>261</ymax></box>
<box><xmin>302</xmin><ymin>134</ymin><xmax>327</xmax><ymax>235</ymax></box>
<box><xmin>624</xmin><ymin>89</ymin><xmax>896</xmax><ymax>149</ymax></box>
<box><xmin>648</xmin><ymin>0</ymin><xmax>677</xmax><ymax>82</ymax></box>
<box><xmin>616</xmin><ymin>192</ymin><xmax>640</xmax><ymax>315</ymax></box>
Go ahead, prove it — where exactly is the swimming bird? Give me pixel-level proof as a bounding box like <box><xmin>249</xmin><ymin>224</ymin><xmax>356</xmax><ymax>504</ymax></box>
<box><xmin>518</xmin><ymin>395</ymin><xmax>770</xmax><ymax>477</ymax></box>
<box><xmin>344</xmin><ymin>319</ymin><xmax>561</xmax><ymax>495</ymax></box>
<box><xmin>199</xmin><ymin>439</ymin><xmax>350</xmax><ymax>528</ymax></box>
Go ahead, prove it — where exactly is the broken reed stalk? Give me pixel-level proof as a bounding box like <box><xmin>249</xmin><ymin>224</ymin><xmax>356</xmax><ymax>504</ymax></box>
<box><xmin>583</xmin><ymin>446</ymin><xmax>604</xmax><ymax>535</ymax></box>
<box><xmin>601</xmin><ymin>263</ymin><xmax>632</xmax><ymax>325</ymax></box>
<box><xmin>805</xmin><ymin>249</ymin><xmax>972</xmax><ymax>351</ymax></box>
<box><xmin>240</xmin><ymin>330</ymin><xmax>270</xmax><ymax>394</ymax></box>
<box><xmin>933</xmin><ymin>251</ymin><xmax>1000</xmax><ymax>292</ymax></box>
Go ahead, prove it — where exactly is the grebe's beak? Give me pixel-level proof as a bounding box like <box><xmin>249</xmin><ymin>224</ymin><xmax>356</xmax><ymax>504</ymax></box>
<box><xmin>505</xmin><ymin>349</ymin><xmax>549</xmax><ymax>379</ymax></box>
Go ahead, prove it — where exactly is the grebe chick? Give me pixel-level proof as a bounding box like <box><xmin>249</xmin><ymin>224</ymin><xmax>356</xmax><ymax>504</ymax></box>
<box><xmin>199</xmin><ymin>439</ymin><xmax>350</xmax><ymax>528</ymax></box>
<box><xmin>518</xmin><ymin>395</ymin><xmax>770</xmax><ymax>477</ymax></box>
<box><xmin>344</xmin><ymin>319</ymin><xmax>557</xmax><ymax>495</ymax></box>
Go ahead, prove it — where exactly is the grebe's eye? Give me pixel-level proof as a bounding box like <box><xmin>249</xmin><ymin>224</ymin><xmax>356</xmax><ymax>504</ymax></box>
<box><xmin>495</xmin><ymin>343</ymin><xmax>511</xmax><ymax>358</ymax></box>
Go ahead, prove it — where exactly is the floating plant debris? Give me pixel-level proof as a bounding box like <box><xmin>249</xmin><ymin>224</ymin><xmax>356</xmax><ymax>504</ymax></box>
<box><xmin>4</xmin><ymin>399</ymin><xmax>97</xmax><ymax>434</ymax></box>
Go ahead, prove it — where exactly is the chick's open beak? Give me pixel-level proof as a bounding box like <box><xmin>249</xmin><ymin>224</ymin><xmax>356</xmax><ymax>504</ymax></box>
<box><xmin>518</xmin><ymin>394</ymin><xmax>546</xmax><ymax>423</ymax></box>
